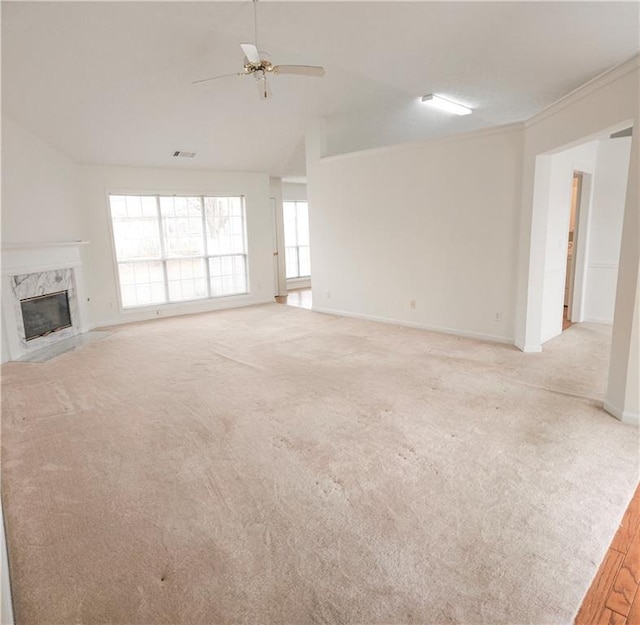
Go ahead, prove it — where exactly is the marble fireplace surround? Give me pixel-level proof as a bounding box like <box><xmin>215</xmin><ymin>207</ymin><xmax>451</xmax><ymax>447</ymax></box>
<box><xmin>1</xmin><ymin>242</ymin><xmax>89</xmax><ymax>361</ymax></box>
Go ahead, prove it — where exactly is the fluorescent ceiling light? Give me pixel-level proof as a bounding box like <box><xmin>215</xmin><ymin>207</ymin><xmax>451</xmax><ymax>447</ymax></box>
<box><xmin>421</xmin><ymin>94</ymin><xmax>472</xmax><ymax>116</ymax></box>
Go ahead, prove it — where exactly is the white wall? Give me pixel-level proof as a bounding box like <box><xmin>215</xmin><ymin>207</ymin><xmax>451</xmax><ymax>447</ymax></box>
<box><xmin>306</xmin><ymin>124</ymin><xmax>523</xmax><ymax>343</ymax></box>
<box><xmin>1</xmin><ymin>116</ymin><xmax>85</xmax><ymax>362</ymax></box>
<box><xmin>516</xmin><ymin>59</ymin><xmax>638</xmax><ymax>351</ymax></box>
<box><xmin>515</xmin><ymin>56</ymin><xmax>639</xmax><ymax>423</ymax></box>
<box><xmin>0</xmin><ymin>321</ymin><xmax>9</xmax><ymax>364</ymax></box>
<box><xmin>523</xmin><ymin>134</ymin><xmax>633</xmax><ymax>345</ymax></box>
<box><xmin>1</xmin><ymin>116</ymin><xmax>83</xmax><ymax>244</ymax></box>
<box><xmin>1</xmin><ymin>115</ymin><xmax>277</xmax><ymax>345</ymax></box>
<box><xmin>608</xmin><ymin>127</ymin><xmax>639</xmax><ymax>424</ymax></box>
<box><xmin>282</xmin><ymin>182</ymin><xmax>307</xmax><ymax>202</ymax></box>
<box><xmin>80</xmin><ymin>165</ymin><xmax>275</xmax><ymax>327</ymax></box>
<box><xmin>583</xmin><ymin>137</ymin><xmax>632</xmax><ymax>323</ymax></box>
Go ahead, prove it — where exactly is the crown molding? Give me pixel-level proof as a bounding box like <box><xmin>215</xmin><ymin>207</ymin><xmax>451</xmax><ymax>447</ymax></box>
<box><xmin>320</xmin><ymin>122</ymin><xmax>524</xmax><ymax>164</ymax></box>
<box><xmin>525</xmin><ymin>54</ymin><xmax>640</xmax><ymax>129</ymax></box>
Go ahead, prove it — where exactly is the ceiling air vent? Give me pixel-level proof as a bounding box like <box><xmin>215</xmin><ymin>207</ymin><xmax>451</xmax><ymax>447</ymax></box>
<box><xmin>173</xmin><ymin>151</ymin><xmax>196</xmax><ymax>158</ymax></box>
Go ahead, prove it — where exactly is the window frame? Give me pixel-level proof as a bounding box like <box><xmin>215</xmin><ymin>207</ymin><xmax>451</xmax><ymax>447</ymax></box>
<box><xmin>106</xmin><ymin>191</ymin><xmax>250</xmax><ymax>311</ymax></box>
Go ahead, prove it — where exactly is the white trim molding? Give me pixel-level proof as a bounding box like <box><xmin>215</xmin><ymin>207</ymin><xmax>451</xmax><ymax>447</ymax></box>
<box><xmin>525</xmin><ymin>54</ymin><xmax>640</xmax><ymax>130</ymax></box>
<box><xmin>1</xmin><ymin>240</ymin><xmax>89</xmax><ymax>250</ymax></box>
<box><xmin>520</xmin><ymin>344</ymin><xmax>543</xmax><ymax>354</ymax></box>
<box><xmin>320</xmin><ymin>122</ymin><xmax>524</xmax><ymax>162</ymax></box>
<box><xmin>286</xmin><ymin>278</ymin><xmax>311</xmax><ymax>290</ymax></box>
<box><xmin>584</xmin><ymin>317</ymin><xmax>614</xmax><ymax>325</ymax></box>
<box><xmin>604</xmin><ymin>401</ymin><xmax>640</xmax><ymax>427</ymax></box>
<box><xmin>587</xmin><ymin>262</ymin><xmax>619</xmax><ymax>270</ymax></box>
<box><xmin>312</xmin><ymin>305</ymin><xmax>513</xmax><ymax>346</ymax></box>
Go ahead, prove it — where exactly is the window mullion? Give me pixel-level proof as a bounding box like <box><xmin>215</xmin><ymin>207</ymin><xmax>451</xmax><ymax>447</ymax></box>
<box><xmin>201</xmin><ymin>197</ymin><xmax>211</xmax><ymax>297</ymax></box>
<box><xmin>111</xmin><ymin>194</ymin><xmax>248</xmax><ymax>308</ymax></box>
<box><xmin>240</xmin><ymin>197</ymin><xmax>248</xmax><ymax>292</ymax></box>
<box><xmin>298</xmin><ymin>203</ymin><xmax>303</xmax><ymax>278</ymax></box>
<box><xmin>156</xmin><ymin>196</ymin><xmax>169</xmax><ymax>303</ymax></box>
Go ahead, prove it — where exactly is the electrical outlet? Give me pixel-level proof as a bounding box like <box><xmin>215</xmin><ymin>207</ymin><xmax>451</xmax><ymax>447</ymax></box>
<box><xmin>410</xmin><ymin>300</ymin><xmax>416</xmax><ymax>309</ymax></box>
<box><xmin>495</xmin><ymin>312</ymin><xmax>502</xmax><ymax>321</ymax></box>
<box><xmin>326</xmin><ymin>290</ymin><xmax>331</xmax><ymax>299</ymax></box>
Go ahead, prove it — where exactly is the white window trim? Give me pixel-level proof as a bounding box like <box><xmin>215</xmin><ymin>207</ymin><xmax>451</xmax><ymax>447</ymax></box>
<box><xmin>106</xmin><ymin>192</ymin><xmax>250</xmax><ymax>311</ymax></box>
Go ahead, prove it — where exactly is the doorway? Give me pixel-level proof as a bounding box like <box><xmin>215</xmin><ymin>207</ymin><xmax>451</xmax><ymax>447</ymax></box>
<box><xmin>563</xmin><ymin>172</ymin><xmax>582</xmax><ymax>331</ymax></box>
<box><xmin>283</xmin><ymin>200</ymin><xmax>311</xmax><ymax>290</ymax></box>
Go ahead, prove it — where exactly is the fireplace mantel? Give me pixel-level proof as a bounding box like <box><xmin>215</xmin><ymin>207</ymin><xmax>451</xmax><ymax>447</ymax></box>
<box><xmin>1</xmin><ymin>241</ymin><xmax>90</xmax><ymax>277</ymax></box>
<box><xmin>1</xmin><ymin>240</ymin><xmax>89</xmax><ymax>250</ymax></box>
<box><xmin>1</xmin><ymin>241</ymin><xmax>90</xmax><ymax>361</ymax></box>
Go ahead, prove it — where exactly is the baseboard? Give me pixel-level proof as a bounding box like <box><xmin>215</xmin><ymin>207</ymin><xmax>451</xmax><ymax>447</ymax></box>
<box><xmin>91</xmin><ymin>297</ymin><xmax>275</xmax><ymax>329</ymax></box>
<box><xmin>286</xmin><ymin>278</ymin><xmax>311</xmax><ymax>290</ymax></box>
<box><xmin>1</xmin><ymin>497</ymin><xmax>14</xmax><ymax>625</ymax></box>
<box><xmin>603</xmin><ymin>401</ymin><xmax>640</xmax><ymax>427</ymax></box>
<box><xmin>519</xmin><ymin>343</ymin><xmax>543</xmax><ymax>353</ymax></box>
<box><xmin>311</xmin><ymin>306</ymin><xmax>514</xmax><ymax>345</ymax></box>
<box><xmin>514</xmin><ymin>338</ymin><xmax>543</xmax><ymax>353</ymax></box>
<box><xmin>584</xmin><ymin>317</ymin><xmax>614</xmax><ymax>325</ymax></box>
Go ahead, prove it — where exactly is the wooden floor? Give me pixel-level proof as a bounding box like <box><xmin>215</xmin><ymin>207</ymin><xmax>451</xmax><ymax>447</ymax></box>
<box><xmin>563</xmin><ymin>306</ymin><xmax>573</xmax><ymax>331</ymax></box>
<box><xmin>281</xmin><ymin>287</ymin><xmax>312</xmax><ymax>310</ymax></box>
<box><xmin>575</xmin><ymin>485</ymin><xmax>640</xmax><ymax>625</ymax></box>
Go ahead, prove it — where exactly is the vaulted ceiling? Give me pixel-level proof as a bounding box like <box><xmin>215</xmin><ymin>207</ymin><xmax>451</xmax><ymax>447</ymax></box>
<box><xmin>3</xmin><ymin>1</ymin><xmax>639</xmax><ymax>177</ymax></box>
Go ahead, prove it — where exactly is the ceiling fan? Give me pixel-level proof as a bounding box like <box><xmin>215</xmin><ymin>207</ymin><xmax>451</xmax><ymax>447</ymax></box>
<box><xmin>193</xmin><ymin>0</ymin><xmax>325</xmax><ymax>100</ymax></box>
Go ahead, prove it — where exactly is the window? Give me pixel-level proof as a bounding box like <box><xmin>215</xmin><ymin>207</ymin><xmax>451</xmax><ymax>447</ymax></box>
<box><xmin>283</xmin><ymin>201</ymin><xmax>310</xmax><ymax>279</ymax></box>
<box><xmin>109</xmin><ymin>194</ymin><xmax>248</xmax><ymax>308</ymax></box>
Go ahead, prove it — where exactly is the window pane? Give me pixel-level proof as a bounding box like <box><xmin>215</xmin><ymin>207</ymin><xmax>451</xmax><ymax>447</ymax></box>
<box><xmin>204</xmin><ymin>197</ymin><xmax>246</xmax><ymax>255</ymax></box>
<box><xmin>209</xmin><ymin>255</ymin><xmax>247</xmax><ymax>296</ymax></box>
<box><xmin>118</xmin><ymin>262</ymin><xmax>165</xmax><ymax>307</ymax></box>
<box><xmin>159</xmin><ymin>196</ymin><xmax>204</xmax><ymax>258</ymax></box>
<box><xmin>298</xmin><ymin>246</ymin><xmax>311</xmax><ymax>277</ymax></box>
<box><xmin>166</xmin><ymin>258</ymin><xmax>207</xmax><ymax>302</ymax></box>
<box><xmin>296</xmin><ymin>202</ymin><xmax>310</xmax><ymax>246</ymax></box>
<box><xmin>285</xmin><ymin>246</ymin><xmax>299</xmax><ymax>279</ymax></box>
<box><xmin>111</xmin><ymin>195</ymin><xmax>249</xmax><ymax>309</ymax></box>
<box><xmin>110</xmin><ymin>195</ymin><xmax>161</xmax><ymax>260</ymax></box>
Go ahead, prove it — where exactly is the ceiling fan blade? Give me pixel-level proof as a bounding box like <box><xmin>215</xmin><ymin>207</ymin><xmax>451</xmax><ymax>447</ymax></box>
<box><xmin>192</xmin><ymin>73</ymin><xmax>244</xmax><ymax>85</ymax></box>
<box><xmin>272</xmin><ymin>65</ymin><xmax>325</xmax><ymax>77</ymax></box>
<box><xmin>240</xmin><ymin>42</ymin><xmax>261</xmax><ymax>65</ymax></box>
<box><xmin>255</xmin><ymin>75</ymin><xmax>271</xmax><ymax>100</ymax></box>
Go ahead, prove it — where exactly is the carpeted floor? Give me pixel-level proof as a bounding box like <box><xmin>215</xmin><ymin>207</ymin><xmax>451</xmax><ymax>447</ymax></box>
<box><xmin>1</xmin><ymin>304</ymin><xmax>638</xmax><ymax>624</ymax></box>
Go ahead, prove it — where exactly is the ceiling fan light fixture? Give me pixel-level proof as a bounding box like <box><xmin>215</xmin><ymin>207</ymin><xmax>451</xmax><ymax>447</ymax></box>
<box><xmin>421</xmin><ymin>94</ymin><xmax>472</xmax><ymax>116</ymax></box>
<box><xmin>192</xmin><ymin>0</ymin><xmax>325</xmax><ymax>99</ymax></box>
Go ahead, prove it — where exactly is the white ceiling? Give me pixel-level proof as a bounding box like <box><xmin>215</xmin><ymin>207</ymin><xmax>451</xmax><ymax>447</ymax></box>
<box><xmin>3</xmin><ymin>1</ymin><xmax>639</xmax><ymax>177</ymax></box>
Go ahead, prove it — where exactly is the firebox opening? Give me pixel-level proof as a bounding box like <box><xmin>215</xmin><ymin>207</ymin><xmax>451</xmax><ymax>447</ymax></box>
<box><xmin>20</xmin><ymin>290</ymin><xmax>72</xmax><ymax>341</ymax></box>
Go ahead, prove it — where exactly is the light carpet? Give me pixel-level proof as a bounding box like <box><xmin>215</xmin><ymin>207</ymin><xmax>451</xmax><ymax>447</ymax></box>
<box><xmin>1</xmin><ymin>304</ymin><xmax>638</xmax><ymax>624</ymax></box>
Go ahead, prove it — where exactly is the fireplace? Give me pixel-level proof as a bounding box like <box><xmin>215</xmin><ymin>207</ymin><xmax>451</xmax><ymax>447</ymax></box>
<box><xmin>1</xmin><ymin>241</ymin><xmax>90</xmax><ymax>361</ymax></box>
<box><xmin>20</xmin><ymin>290</ymin><xmax>72</xmax><ymax>341</ymax></box>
